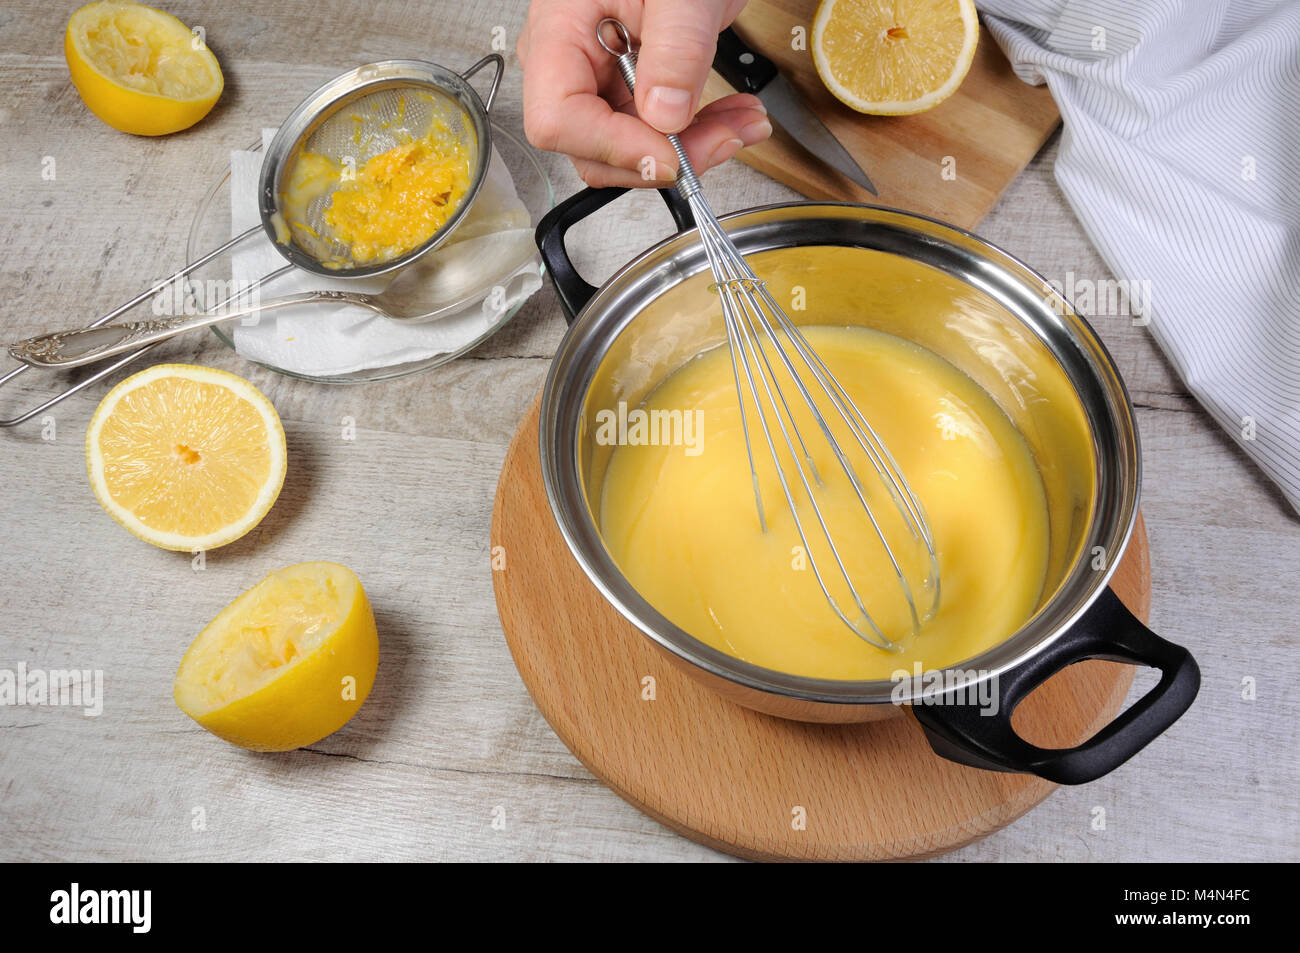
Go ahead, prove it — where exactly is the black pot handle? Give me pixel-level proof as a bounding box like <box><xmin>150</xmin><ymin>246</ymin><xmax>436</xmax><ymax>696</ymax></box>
<box><xmin>535</xmin><ymin>186</ymin><xmax>695</xmax><ymax>323</ymax></box>
<box><xmin>912</xmin><ymin>587</ymin><xmax>1200</xmax><ymax>785</ymax></box>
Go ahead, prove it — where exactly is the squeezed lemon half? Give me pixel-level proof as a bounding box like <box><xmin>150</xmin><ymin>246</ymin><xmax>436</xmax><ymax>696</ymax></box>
<box><xmin>85</xmin><ymin>364</ymin><xmax>287</xmax><ymax>551</ymax></box>
<box><xmin>812</xmin><ymin>0</ymin><xmax>979</xmax><ymax>115</ymax></box>
<box><xmin>65</xmin><ymin>0</ymin><xmax>224</xmax><ymax>136</ymax></box>
<box><xmin>174</xmin><ymin>562</ymin><xmax>379</xmax><ymax>752</ymax></box>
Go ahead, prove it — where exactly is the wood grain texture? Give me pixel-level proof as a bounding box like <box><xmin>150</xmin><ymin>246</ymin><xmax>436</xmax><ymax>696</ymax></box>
<box><xmin>492</xmin><ymin>400</ymin><xmax>1146</xmax><ymax>861</ymax></box>
<box><xmin>0</xmin><ymin>0</ymin><xmax>1296</xmax><ymax>862</ymax></box>
<box><xmin>702</xmin><ymin>0</ymin><xmax>1062</xmax><ymax>225</ymax></box>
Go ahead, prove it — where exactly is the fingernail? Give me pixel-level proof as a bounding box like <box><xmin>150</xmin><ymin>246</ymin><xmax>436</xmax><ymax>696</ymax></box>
<box><xmin>753</xmin><ymin>100</ymin><xmax>768</xmax><ymax>115</ymax></box>
<box><xmin>707</xmin><ymin>137</ymin><xmax>745</xmax><ymax>168</ymax></box>
<box><xmin>644</xmin><ymin>86</ymin><xmax>692</xmax><ymax>133</ymax></box>
<box><xmin>738</xmin><ymin>118</ymin><xmax>772</xmax><ymax>145</ymax></box>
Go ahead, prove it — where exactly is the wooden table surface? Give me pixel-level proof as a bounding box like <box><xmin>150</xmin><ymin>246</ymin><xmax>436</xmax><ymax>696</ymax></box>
<box><xmin>0</xmin><ymin>0</ymin><xmax>1295</xmax><ymax>862</ymax></box>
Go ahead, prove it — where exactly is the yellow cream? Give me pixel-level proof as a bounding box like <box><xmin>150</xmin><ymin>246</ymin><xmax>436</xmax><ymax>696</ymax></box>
<box><xmin>598</xmin><ymin>325</ymin><xmax>1051</xmax><ymax>681</ymax></box>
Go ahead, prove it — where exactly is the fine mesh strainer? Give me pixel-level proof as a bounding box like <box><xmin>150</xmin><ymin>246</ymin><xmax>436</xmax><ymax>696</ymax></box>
<box><xmin>0</xmin><ymin>53</ymin><xmax>502</xmax><ymax>425</ymax></box>
<box><xmin>261</xmin><ymin>56</ymin><xmax>501</xmax><ymax>278</ymax></box>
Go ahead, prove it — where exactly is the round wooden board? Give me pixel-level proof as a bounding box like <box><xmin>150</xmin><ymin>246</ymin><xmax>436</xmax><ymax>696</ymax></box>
<box><xmin>492</xmin><ymin>399</ymin><xmax>1149</xmax><ymax>861</ymax></box>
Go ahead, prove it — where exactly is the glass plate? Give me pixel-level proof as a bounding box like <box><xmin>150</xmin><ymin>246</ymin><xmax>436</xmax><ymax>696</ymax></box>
<box><xmin>185</xmin><ymin>122</ymin><xmax>553</xmax><ymax>384</ymax></box>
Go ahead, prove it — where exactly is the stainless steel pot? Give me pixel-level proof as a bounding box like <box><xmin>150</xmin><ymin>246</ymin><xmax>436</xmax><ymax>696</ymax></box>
<box><xmin>534</xmin><ymin>187</ymin><xmax>1199</xmax><ymax>784</ymax></box>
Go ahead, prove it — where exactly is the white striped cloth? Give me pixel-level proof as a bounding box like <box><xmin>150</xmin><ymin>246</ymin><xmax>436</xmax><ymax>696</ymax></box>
<box><xmin>977</xmin><ymin>0</ymin><xmax>1300</xmax><ymax>515</ymax></box>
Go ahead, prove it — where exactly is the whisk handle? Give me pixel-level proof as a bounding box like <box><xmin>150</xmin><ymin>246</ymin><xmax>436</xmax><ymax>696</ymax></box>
<box><xmin>597</xmin><ymin>18</ymin><xmax>703</xmax><ymax>199</ymax></box>
<box><xmin>914</xmin><ymin>587</ymin><xmax>1200</xmax><ymax>785</ymax></box>
<box><xmin>535</xmin><ymin>187</ymin><xmax>694</xmax><ymax>321</ymax></box>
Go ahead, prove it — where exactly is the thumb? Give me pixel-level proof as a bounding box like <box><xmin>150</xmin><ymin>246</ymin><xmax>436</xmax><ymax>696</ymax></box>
<box><xmin>634</xmin><ymin>0</ymin><xmax>726</xmax><ymax>134</ymax></box>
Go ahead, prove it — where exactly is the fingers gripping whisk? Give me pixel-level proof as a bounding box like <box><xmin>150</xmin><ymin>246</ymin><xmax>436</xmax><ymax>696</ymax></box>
<box><xmin>599</xmin><ymin>19</ymin><xmax>939</xmax><ymax>651</ymax></box>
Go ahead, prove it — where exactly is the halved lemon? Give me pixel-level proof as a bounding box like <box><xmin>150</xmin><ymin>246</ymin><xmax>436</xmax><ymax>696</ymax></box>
<box><xmin>86</xmin><ymin>364</ymin><xmax>287</xmax><ymax>551</ymax></box>
<box><xmin>65</xmin><ymin>0</ymin><xmax>224</xmax><ymax>136</ymax></box>
<box><xmin>812</xmin><ymin>0</ymin><xmax>979</xmax><ymax>115</ymax></box>
<box><xmin>174</xmin><ymin>562</ymin><xmax>379</xmax><ymax>752</ymax></box>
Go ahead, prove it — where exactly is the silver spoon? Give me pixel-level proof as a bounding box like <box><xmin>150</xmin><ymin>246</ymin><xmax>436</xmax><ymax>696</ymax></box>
<box><xmin>8</xmin><ymin>229</ymin><xmax>537</xmax><ymax>370</ymax></box>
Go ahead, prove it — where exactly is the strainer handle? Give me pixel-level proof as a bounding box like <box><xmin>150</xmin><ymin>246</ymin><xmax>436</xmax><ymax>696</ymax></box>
<box><xmin>461</xmin><ymin>53</ymin><xmax>505</xmax><ymax>112</ymax></box>
<box><xmin>0</xmin><ymin>224</ymin><xmax>263</xmax><ymax>426</ymax></box>
<box><xmin>6</xmin><ymin>270</ymin><xmax>355</xmax><ymax>371</ymax></box>
<box><xmin>75</xmin><ymin>225</ymin><xmax>262</xmax><ymax>332</ymax></box>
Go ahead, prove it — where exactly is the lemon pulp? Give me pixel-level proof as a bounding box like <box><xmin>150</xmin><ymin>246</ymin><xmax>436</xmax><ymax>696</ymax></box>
<box><xmin>598</xmin><ymin>325</ymin><xmax>1050</xmax><ymax>681</ymax></box>
<box><xmin>812</xmin><ymin>0</ymin><xmax>979</xmax><ymax>115</ymax></box>
<box><xmin>282</xmin><ymin>121</ymin><xmax>472</xmax><ymax>265</ymax></box>
<box><xmin>174</xmin><ymin>562</ymin><xmax>379</xmax><ymax>752</ymax></box>
<box><xmin>86</xmin><ymin>364</ymin><xmax>286</xmax><ymax>551</ymax></box>
<box><xmin>178</xmin><ymin>563</ymin><xmax>355</xmax><ymax>714</ymax></box>
<box><xmin>65</xmin><ymin>1</ymin><xmax>223</xmax><ymax>135</ymax></box>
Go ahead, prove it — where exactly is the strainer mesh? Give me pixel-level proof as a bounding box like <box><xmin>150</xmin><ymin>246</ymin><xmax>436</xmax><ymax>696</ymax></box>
<box><xmin>278</xmin><ymin>82</ymin><xmax>478</xmax><ymax>266</ymax></box>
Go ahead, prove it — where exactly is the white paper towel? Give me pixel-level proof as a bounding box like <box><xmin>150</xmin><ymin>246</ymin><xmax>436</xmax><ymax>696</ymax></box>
<box><xmin>229</xmin><ymin>129</ymin><xmax>541</xmax><ymax>377</ymax></box>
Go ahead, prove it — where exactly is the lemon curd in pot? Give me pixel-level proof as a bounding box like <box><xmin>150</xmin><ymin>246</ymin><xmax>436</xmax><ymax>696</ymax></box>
<box><xmin>596</xmin><ymin>323</ymin><xmax>1052</xmax><ymax>681</ymax></box>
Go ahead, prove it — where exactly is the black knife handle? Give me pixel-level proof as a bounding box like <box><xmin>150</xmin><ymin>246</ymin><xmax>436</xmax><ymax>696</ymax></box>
<box><xmin>713</xmin><ymin>27</ymin><xmax>778</xmax><ymax>95</ymax></box>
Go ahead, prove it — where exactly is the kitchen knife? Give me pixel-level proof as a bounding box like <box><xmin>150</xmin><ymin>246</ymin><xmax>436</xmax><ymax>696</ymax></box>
<box><xmin>712</xmin><ymin>27</ymin><xmax>876</xmax><ymax>195</ymax></box>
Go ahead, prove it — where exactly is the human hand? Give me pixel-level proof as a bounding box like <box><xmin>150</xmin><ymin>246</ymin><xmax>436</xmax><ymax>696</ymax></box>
<box><xmin>518</xmin><ymin>0</ymin><xmax>772</xmax><ymax>187</ymax></box>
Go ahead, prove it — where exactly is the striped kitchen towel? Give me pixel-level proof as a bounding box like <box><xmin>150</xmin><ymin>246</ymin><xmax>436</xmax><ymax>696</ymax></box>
<box><xmin>977</xmin><ymin>0</ymin><xmax>1300</xmax><ymax>515</ymax></box>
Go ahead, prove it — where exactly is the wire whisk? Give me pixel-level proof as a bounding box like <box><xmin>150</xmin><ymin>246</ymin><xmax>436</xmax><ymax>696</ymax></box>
<box><xmin>598</xmin><ymin>19</ymin><xmax>939</xmax><ymax>650</ymax></box>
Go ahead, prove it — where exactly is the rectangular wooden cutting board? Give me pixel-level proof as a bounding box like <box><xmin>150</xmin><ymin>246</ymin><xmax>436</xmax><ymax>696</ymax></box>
<box><xmin>703</xmin><ymin>0</ymin><xmax>1061</xmax><ymax>229</ymax></box>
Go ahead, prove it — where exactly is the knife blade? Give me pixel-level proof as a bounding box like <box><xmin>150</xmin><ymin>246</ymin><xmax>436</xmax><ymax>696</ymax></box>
<box><xmin>713</xmin><ymin>27</ymin><xmax>876</xmax><ymax>195</ymax></box>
